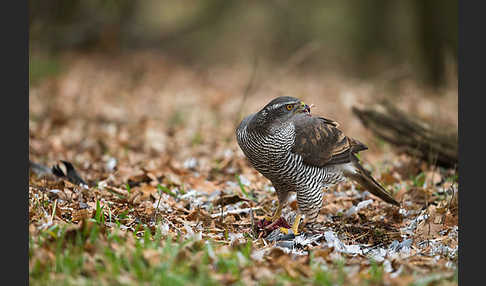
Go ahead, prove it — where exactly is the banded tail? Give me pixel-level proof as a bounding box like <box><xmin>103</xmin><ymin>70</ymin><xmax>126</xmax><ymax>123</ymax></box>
<box><xmin>344</xmin><ymin>156</ymin><xmax>400</xmax><ymax>206</ymax></box>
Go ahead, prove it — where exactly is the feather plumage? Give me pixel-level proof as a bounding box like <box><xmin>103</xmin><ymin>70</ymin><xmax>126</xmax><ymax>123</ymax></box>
<box><xmin>236</xmin><ymin>96</ymin><xmax>400</xmax><ymax>233</ymax></box>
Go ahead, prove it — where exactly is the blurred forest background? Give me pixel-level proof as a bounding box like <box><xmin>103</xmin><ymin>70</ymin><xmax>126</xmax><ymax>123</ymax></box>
<box><xmin>30</xmin><ymin>0</ymin><xmax>457</xmax><ymax>88</ymax></box>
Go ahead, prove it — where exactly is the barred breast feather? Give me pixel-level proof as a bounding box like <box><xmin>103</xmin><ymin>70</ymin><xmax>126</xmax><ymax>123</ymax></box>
<box><xmin>236</xmin><ymin>114</ymin><xmax>346</xmax><ymax>193</ymax></box>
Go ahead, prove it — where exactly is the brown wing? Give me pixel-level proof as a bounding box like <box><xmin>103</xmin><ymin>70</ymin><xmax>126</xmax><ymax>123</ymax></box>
<box><xmin>291</xmin><ymin>115</ymin><xmax>368</xmax><ymax>167</ymax></box>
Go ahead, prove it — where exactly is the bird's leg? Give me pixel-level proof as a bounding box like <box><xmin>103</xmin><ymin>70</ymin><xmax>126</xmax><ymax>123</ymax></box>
<box><xmin>264</xmin><ymin>203</ymin><xmax>286</xmax><ymax>230</ymax></box>
<box><xmin>280</xmin><ymin>188</ymin><xmax>323</xmax><ymax>235</ymax></box>
<box><xmin>264</xmin><ymin>202</ymin><xmax>283</xmax><ymax>222</ymax></box>
<box><xmin>265</xmin><ymin>190</ymin><xmax>289</xmax><ymax>222</ymax></box>
<box><xmin>264</xmin><ymin>190</ymin><xmax>290</xmax><ymax>230</ymax></box>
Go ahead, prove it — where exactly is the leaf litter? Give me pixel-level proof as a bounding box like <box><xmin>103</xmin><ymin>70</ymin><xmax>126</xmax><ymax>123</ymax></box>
<box><xmin>29</xmin><ymin>52</ymin><xmax>458</xmax><ymax>285</ymax></box>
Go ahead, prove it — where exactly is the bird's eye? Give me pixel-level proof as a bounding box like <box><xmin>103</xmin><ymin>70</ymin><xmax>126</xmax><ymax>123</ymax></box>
<box><xmin>286</xmin><ymin>104</ymin><xmax>293</xmax><ymax>111</ymax></box>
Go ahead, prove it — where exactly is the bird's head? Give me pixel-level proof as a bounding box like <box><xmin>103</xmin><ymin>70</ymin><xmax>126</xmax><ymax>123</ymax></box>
<box><xmin>250</xmin><ymin>96</ymin><xmax>311</xmax><ymax>133</ymax></box>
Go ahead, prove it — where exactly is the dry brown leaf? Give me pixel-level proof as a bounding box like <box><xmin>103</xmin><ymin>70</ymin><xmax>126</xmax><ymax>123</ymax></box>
<box><xmin>415</xmin><ymin>206</ymin><xmax>445</xmax><ymax>239</ymax></box>
<box><xmin>187</xmin><ymin>177</ymin><xmax>220</xmax><ymax>194</ymax></box>
<box><xmin>381</xmin><ymin>172</ymin><xmax>399</xmax><ymax>185</ymax></box>
<box><xmin>72</xmin><ymin>209</ymin><xmax>94</xmax><ymax>222</ymax></box>
<box><xmin>214</xmin><ymin>194</ymin><xmax>247</xmax><ymax>206</ymax></box>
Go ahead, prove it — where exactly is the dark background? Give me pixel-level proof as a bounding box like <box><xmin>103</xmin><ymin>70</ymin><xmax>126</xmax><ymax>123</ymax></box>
<box><xmin>30</xmin><ymin>0</ymin><xmax>457</xmax><ymax>89</ymax></box>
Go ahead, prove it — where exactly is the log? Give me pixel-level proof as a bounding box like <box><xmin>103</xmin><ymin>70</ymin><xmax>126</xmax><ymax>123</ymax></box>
<box><xmin>352</xmin><ymin>101</ymin><xmax>457</xmax><ymax>169</ymax></box>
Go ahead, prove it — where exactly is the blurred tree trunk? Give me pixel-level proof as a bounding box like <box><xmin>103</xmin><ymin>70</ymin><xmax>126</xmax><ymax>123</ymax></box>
<box><xmin>351</xmin><ymin>0</ymin><xmax>391</xmax><ymax>76</ymax></box>
<box><xmin>29</xmin><ymin>0</ymin><xmax>138</xmax><ymax>52</ymax></box>
<box><xmin>145</xmin><ymin>0</ymin><xmax>231</xmax><ymax>47</ymax></box>
<box><xmin>415</xmin><ymin>0</ymin><xmax>457</xmax><ymax>88</ymax></box>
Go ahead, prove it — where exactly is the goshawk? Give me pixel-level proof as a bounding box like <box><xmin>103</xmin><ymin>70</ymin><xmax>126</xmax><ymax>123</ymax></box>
<box><xmin>236</xmin><ymin>96</ymin><xmax>399</xmax><ymax>234</ymax></box>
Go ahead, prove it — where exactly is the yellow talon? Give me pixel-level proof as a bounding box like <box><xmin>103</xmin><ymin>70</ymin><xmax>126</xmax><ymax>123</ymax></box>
<box><xmin>279</xmin><ymin>227</ymin><xmax>289</xmax><ymax>234</ymax></box>
<box><xmin>278</xmin><ymin>214</ymin><xmax>302</xmax><ymax>235</ymax></box>
<box><xmin>291</xmin><ymin>214</ymin><xmax>302</xmax><ymax>235</ymax></box>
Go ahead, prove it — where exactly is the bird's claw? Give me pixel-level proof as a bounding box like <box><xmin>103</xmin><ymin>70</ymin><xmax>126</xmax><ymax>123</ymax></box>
<box><xmin>264</xmin><ymin>215</ymin><xmax>274</xmax><ymax>222</ymax></box>
<box><xmin>279</xmin><ymin>227</ymin><xmax>299</xmax><ymax>236</ymax></box>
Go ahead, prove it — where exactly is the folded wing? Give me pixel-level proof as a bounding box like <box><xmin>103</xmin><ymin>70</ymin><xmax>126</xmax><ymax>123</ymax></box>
<box><xmin>291</xmin><ymin>114</ymin><xmax>400</xmax><ymax>206</ymax></box>
<box><xmin>291</xmin><ymin>115</ymin><xmax>367</xmax><ymax>167</ymax></box>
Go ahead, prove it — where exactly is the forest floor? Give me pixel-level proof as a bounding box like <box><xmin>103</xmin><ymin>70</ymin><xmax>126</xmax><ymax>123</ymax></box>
<box><xmin>29</xmin><ymin>51</ymin><xmax>458</xmax><ymax>285</ymax></box>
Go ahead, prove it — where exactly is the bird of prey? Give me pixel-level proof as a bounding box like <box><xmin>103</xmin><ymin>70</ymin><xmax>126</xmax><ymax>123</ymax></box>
<box><xmin>236</xmin><ymin>96</ymin><xmax>399</xmax><ymax>234</ymax></box>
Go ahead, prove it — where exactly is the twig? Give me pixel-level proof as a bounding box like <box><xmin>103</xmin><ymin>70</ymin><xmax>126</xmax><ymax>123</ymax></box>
<box><xmin>104</xmin><ymin>185</ymin><xmax>129</xmax><ymax>197</ymax></box>
<box><xmin>50</xmin><ymin>199</ymin><xmax>57</xmax><ymax>222</ymax></box>
<box><xmin>163</xmin><ymin>217</ymin><xmax>182</xmax><ymax>237</ymax></box>
<box><xmin>275</xmin><ymin>41</ymin><xmax>321</xmax><ymax>80</ymax></box>
<box><xmin>250</xmin><ymin>207</ymin><xmax>256</xmax><ymax>239</ymax></box>
<box><xmin>219</xmin><ymin>206</ymin><xmax>225</xmax><ymax>223</ymax></box>
<box><xmin>154</xmin><ymin>188</ymin><xmax>163</xmax><ymax>224</ymax></box>
<box><xmin>352</xmin><ymin>230</ymin><xmax>371</xmax><ymax>244</ymax></box>
<box><xmin>234</xmin><ymin>56</ymin><xmax>259</xmax><ymax>128</ymax></box>
<box><xmin>211</xmin><ymin>207</ymin><xmax>263</xmax><ymax>219</ymax></box>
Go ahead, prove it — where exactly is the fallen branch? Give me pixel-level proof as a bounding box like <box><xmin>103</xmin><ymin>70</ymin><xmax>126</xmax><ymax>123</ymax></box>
<box><xmin>352</xmin><ymin>101</ymin><xmax>457</xmax><ymax>168</ymax></box>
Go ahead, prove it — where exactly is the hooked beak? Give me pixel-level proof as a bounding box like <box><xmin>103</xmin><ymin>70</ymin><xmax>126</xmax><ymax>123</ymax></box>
<box><xmin>295</xmin><ymin>101</ymin><xmax>311</xmax><ymax>114</ymax></box>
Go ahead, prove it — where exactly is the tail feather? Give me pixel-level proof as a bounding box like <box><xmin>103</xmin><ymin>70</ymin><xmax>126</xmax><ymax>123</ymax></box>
<box><xmin>344</xmin><ymin>158</ymin><xmax>400</xmax><ymax>207</ymax></box>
